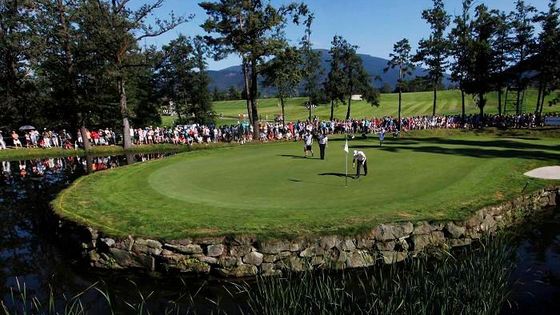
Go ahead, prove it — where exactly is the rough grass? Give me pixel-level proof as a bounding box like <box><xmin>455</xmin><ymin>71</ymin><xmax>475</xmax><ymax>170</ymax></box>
<box><xmin>52</xmin><ymin>131</ymin><xmax>560</xmax><ymax>240</ymax></box>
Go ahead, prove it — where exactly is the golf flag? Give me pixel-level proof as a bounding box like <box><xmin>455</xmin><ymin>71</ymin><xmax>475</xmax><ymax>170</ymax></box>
<box><xmin>344</xmin><ymin>137</ymin><xmax>349</xmax><ymax>187</ymax></box>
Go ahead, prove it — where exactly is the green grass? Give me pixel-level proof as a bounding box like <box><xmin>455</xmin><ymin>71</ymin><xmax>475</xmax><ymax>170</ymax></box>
<box><xmin>53</xmin><ymin>130</ymin><xmax>560</xmax><ymax>239</ymax></box>
<box><xmin>160</xmin><ymin>115</ymin><xmax>176</xmax><ymax>127</ymax></box>
<box><xmin>211</xmin><ymin>89</ymin><xmax>557</xmax><ymax>123</ymax></box>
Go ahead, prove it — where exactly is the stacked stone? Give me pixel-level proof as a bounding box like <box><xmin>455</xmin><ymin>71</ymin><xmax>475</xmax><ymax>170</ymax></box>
<box><xmin>58</xmin><ymin>187</ymin><xmax>559</xmax><ymax>278</ymax></box>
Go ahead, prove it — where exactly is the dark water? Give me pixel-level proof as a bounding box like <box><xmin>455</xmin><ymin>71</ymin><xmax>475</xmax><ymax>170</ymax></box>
<box><xmin>0</xmin><ymin>153</ymin><xmax>559</xmax><ymax>314</ymax></box>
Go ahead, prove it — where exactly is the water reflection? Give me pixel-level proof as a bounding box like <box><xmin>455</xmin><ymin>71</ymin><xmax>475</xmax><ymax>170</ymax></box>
<box><xmin>0</xmin><ymin>153</ymin><xmax>173</xmax><ymax>313</ymax></box>
<box><xmin>508</xmin><ymin>216</ymin><xmax>560</xmax><ymax>315</ymax></box>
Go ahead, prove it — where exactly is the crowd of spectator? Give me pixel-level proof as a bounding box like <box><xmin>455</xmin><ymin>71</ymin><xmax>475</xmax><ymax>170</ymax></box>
<box><xmin>0</xmin><ymin>113</ymin><xmax>557</xmax><ymax>150</ymax></box>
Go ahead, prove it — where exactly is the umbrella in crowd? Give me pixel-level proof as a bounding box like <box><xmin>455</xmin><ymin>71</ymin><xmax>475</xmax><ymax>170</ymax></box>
<box><xmin>19</xmin><ymin>125</ymin><xmax>35</xmax><ymax>132</ymax></box>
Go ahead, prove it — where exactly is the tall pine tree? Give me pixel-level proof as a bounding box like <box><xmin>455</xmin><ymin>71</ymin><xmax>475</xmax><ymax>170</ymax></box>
<box><xmin>509</xmin><ymin>0</ymin><xmax>537</xmax><ymax>114</ymax></box>
<box><xmin>385</xmin><ymin>38</ymin><xmax>414</xmax><ymax>130</ymax></box>
<box><xmin>415</xmin><ymin>0</ymin><xmax>450</xmax><ymax>116</ymax></box>
<box><xmin>534</xmin><ymin>0</ymin><xmax>560</xmax><ymax>114</ymax></box>
<box><xmin>200</xmin><ymin>0</ymin><xmax>311</xmax><ymax>138</ymax></box>
<box><xmin>449</xmin><ymin>0</ymin><xmax>473</xmax><ymax>121</ymax></box>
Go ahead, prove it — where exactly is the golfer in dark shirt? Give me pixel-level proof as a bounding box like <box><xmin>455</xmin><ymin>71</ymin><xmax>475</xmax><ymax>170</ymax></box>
<box><xmin>318</xmin><ymin>132</ymin><xmax>328</xmax><ymax>160</ymax></box>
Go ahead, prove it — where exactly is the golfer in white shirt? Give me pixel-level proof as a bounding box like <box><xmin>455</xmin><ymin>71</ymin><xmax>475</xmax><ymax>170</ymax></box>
<box><xmin>352</xmin><ymin>150</ymin><xmax>367</xmax><ymax>178</ymax></box>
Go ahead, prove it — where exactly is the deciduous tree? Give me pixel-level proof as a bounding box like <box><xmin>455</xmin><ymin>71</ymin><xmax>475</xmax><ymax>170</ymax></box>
<box><xmin>0</xmin><ymin>0</ymin><xmax>39</xmax><ymax>129</ymax></box>
<box><xmin>84</xmin><ymin>0</ymin><xmax>187</xmax><ymax>149</ymax></box>
<box><xmin>262</xmin><ymin>46</ymin><xmax>302</xmax><ymax>126</ymax></box>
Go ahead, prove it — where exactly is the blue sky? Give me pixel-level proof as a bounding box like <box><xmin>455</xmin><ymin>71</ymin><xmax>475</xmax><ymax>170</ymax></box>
<box><xmin>135</xmin><ymin>0</ymin><xmax>550</xmax><ymax>70</ymax></box>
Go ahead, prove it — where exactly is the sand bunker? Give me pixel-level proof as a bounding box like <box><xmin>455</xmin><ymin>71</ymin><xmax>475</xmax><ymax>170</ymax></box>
<box><xmin>524</xmin><ymin>166</ymin><xmax>560</xmax><ymax>180</ymax></box>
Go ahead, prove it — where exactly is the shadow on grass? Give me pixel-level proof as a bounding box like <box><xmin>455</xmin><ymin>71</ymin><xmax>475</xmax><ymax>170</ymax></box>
<box><xmin>344</xmin><ymin>136</ymin><xmax>559</xmax><ymax>160</ymax></box>
<box><xmin>318</xmin><ymin>172</ymin><xmax>355</xmax><ymax>179</ymax></box>
<box><xmin>403</xmin><ymin>137</ymin><xmax>560</xmax><ymax>151</ymax></box>
<box><xmin>279</xmin><ymin>154</ymin><xmax>320</xmax><ymax>160</ymax></box>
<box><xmin>380</xmin><ymin>145</ymin><xmax>560</xmax><ymax>161</ymax></box>
<box><xmin>289</xmin><ymin>176</ymin><xmax>345</xmax><ymax>187</ymax></box>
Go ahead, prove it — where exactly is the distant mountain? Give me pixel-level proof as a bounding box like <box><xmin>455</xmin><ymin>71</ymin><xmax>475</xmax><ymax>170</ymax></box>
<box><xmin>208</xmin><ymin>65</ymin><xmax>246</xmax><ymax>92</ymax></box>
<box><xmin>208</xmin><ymin>49</ymin><xmax>449</xmax><ymax>96</ymax></box>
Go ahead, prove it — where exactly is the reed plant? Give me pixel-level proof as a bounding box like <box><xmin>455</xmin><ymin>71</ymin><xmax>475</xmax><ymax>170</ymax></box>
<box><xmin>246</xmin><ymin>236</ymin><xmax>516</xmax><ymax>315</ymax></box>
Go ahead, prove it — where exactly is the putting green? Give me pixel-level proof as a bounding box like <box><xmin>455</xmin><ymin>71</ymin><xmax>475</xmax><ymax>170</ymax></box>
<box><xmin>54</xmin><ymin>133</ymin><xmax>560</xmax><ymax>239</ymax></box>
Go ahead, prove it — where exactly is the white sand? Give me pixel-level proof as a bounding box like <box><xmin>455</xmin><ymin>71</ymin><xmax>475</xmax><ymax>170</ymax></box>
<box><xmin>524</xmin><ymin>166</ymin><xmax>560</xmax><ymax>180</ymax></box>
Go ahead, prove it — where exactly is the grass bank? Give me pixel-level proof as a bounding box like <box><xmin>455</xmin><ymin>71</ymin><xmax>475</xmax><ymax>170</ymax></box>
<box><xmin>53</xmin><ymin>130</ymin><xmax>560</xmax><ymax>239</ymax></box>
<box><xmin>206</xmin><ymin>89</ymin><xmax>558</xmax><ymax>125</ymax></box>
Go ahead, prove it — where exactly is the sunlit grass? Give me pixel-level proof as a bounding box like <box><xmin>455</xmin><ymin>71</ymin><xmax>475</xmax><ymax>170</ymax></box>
<box><xmin>53</xmin><ymin>131</ymin><xmax>560</xmax><ymax>239</ymax></box>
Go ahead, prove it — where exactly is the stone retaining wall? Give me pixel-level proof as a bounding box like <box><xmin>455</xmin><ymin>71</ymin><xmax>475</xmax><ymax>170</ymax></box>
<box><xmin>53</xmin><ymin>187</ymin><xmax>559</xmax><ymax>277</ymax></box>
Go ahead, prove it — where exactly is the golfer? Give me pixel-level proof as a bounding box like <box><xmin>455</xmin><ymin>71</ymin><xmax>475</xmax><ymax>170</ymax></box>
<box><xmin>379</xmin><ymin>128</ymin><xmax>385</xmax><ymax>146</ymax></box>
<box><xmin>303</xmin><ymin>132</ymin><xmax>314</xmax><ymax>157</ymax></box>
<box><xmin>318</xmin><ymin>131</ymin><xmax>328</xmax><ymax>160</ymax></box>
<box><xmin>352</xmin><ymin>150</ymin><xmax>367</xmax><ymax>178</ymax></box>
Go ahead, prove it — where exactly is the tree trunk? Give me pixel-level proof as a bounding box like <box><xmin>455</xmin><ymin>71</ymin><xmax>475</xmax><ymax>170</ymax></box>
<box><xmin>85</xmin><ymin>154</ymin><xmax>93</xmax><ymax>174</ymax></box>
<box><xmin>539</xmin><ymin>86</ymin><xmax>547</xmax><ymax>115</ymax></box>
<box><xmin>397</xmin><ymin>86</ymin><xmax>402</xmax><ymax>130</ymax></box>
<box><xmin>118</xmin><ymin>78</ymin><xmax>133</xmax><ymax>149</ymax></box>
<box><xmin>280</xmin><ymin>97</ymin><xmax>285</xmax><ymax>127</ymax></box>
<box><xmin>432</xmin><ymin>85</ymin><xmax>437</xmax><ymax>116</ymax></box>
<box><xmin>80</xmin><ymin>125</ymin><xmax>91</xmax><ymax>151</ymax></box>
<box><xmin>515</xmin><ymin>85</ymin><xmax>522</xmax><ymax>115</ymax></box>
<box><xmin>345</xmin><ymin>69</ymin><xmax>353</xmax><ymax>120</ymax></box>
<box><xmin>461</xmin><ymin>89</ymin><xmax>465</xmax><ymax>123</ymax></box>
<box><xmin>535</xmin><ymin>82</ymin><xmax>543</xmax><ymax>114</ymax></box>
<box><xmin>250</xmin><ymin>60</ymin><xmax>259</xmax><ymax>139</ymax></box>
<box><xmin>478</xmin><ymin>92</ymin><xmax>485</xmax><ymax>126</ymax></box>
<box><xmin>346</xmin><ymin>95</ymin><xmax>352</xmax><ymax>120</ymax></box>
<box><xmin>126</xmin><ymin>153</ymin><xmax>136</xmax><ymax>165</ymax></box>
<box><xmin>330</xmin><ymin>99</ymin><xmax>334</xmax><ymax>121</ymax></box>
<box><xmin>242</xmin><ymin>59</ymin><xmax>252</xmax><ymax>123</ymax></box>
<box><xmin>497</xmin><ymin>88</ymin><xmax>502</xmax><ymax>116</ymax></box>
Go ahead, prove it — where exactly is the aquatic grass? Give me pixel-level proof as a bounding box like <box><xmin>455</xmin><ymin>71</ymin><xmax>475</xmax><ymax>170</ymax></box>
<box><xmin>245</xmin><ymin>236</ymin><xmax>517</xmax><ymax>315</ymax></box>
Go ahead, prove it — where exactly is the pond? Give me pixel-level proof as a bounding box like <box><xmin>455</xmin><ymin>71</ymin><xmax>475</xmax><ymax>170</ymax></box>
<box><xmin>0</xmin><ymin>153</ymin><xmax>559</xmax><ymax>314</ymax></box>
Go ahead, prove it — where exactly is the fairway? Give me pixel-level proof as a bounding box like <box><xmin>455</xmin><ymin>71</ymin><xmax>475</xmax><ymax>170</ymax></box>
<box><xmin>207</xmin><ymin>89</ymin><xmax>557</xmax><ymax>125</ymax></box>
<box><xmin>54</xmin><ymin>133</ymin><xmax>560</xmax><ymax>239</ymax></box>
